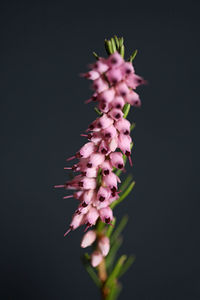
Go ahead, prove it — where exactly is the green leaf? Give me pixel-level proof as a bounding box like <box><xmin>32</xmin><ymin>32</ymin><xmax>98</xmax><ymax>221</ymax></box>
<box><xmin>119</xmin><ymin>44</ymin><xmax>125</xmax><ymax>58</ymax></box>
<box><xmin>110</xmin><ymin>215</ymin><xmax>128</xmax><ymax>244</ymax></box>
<box><xmin>118</xmin><ymin>255</ymin><xmax>136</xmax><ymax>278</ymax></box>
<box><xmin>108</xmin><ymin>40</ymin><xmax>114</xmax><ymax>54</ymax></box>
<box><xmin>123</xmin><ymin>103</ymin><xmax>130</xmax><ymax>118</ymax></box>
<box><xmin>94</xmin><ymin>107</ymin><xmax>102</xmax><ymax>116</ymax></box>
<box><xmin>110</xmin><ymin>181</ymin><xmax>135</xmax><ymax>210</ymax></box>
<box><xmin>92</xmin><ymin>51</ymin><xmax>99</xmax><ymax>60</ymax></box>
<box><xmin>96</xmin><ymin>219</ymin><xmax>105</xmax><ymax>232</ymax></box>
<box><xmin>118</xmin><ymin>37</ymin><xmax>124</xmax><ymax>47</ymax></box>
<box><xmin>105</xmin><ymin>255</ymin><xmax>127</xmax><ymax>288</ymax></box>
<box><xmin>114</xmin><ymin>35</ymin><xmax>119</xmax><ymax>49</ymax></box>
<box><xmin>129</xmin><ymin>49</ymin><xmax>138</xmax><ymax>62</ymax></box>
<box><xmin>106</xmin><ymin>237</ymin><xmax>123</xmax><ymax>270</ymax></box>
<box><xmin>106</xmin><ymin>217</ymin><xmax>116</xmax><ymax>238</ymax></box>
<box><xmin>119</xmin><ymin>174</ymin><xmax>133</xmax><ymax>193</ymax></box>
<box><xmin>104</xmin><ymin>39</ymin><xmax>110</xmax><ymax>55</ymax></box>
<box><xmin>81</xmin><ymin>253</ymin><xmax>101</xmax><ymax>287</ymax></box>
<box><xmin>106</xmin><ymin>282</ymin><xmax>122</xmax><ymax>300</ymax></box>
<box><xmin>111</xmin><ymin>38</ymin><xmax>117</xmax><ymax>53</ymax></box>
<box><xmin>130</xmin><ymin>122</ymin><xmax>136</xmax><ymax>132</ymax></box>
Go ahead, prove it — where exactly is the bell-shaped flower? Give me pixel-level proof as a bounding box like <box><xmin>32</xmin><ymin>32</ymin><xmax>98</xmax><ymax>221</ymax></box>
<box><xmin>81</xmin><ymin>230</ymin><xmax>97</xmax><ymax>248</ymax></box>
<box><xmin>109</xmin><ymin>152</ymin><xmax>124</xmax><ymax>169</ymax></box>
<box><xmin>98</xmin><ymin>236</ymin><xmax>110</xmax><ymax>256</ymax></box>
<box><xmin>91</xmin><ymin>250</ymin><xmax>103</xmax><ymax>267</ymax></box>
<box><xmin>99</xmin><ymin>207</ymin><xmax>113</xmax><ymax>224</ymax></box>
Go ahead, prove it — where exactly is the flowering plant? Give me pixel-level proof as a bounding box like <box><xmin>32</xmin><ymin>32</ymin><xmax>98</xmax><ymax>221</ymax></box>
<box><xmin>55</xmin><ymin>36</ymin><xmax>145</xmax><ymax>300</ymax></box>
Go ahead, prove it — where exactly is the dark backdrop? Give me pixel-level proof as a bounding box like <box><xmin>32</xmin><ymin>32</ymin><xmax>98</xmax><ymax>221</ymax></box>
<box><xmin>1</xmin><ymin>1</ymin><xmax>200</xmax><ymax>299</ymax></box>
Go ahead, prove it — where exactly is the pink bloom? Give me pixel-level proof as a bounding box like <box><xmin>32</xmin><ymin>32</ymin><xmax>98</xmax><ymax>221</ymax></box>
<box><xmin>97</xmin><ymin>114</ymin><xmax>114</xmax><ymax>129</ymax></box>
<box><xmin>115</xmin><ymin>81</ymin><xmax>130</xmax><ymax>97</ymax></box>
<box><xmin>99</xmin><ymin>140</ymin><xmax>110</xmax><ymax>155</ymax></box>
<box><xmin>99</xmin><ymin>207</ymin><xmax>113</xmax><ymax>224</ymax></box>
<box><xmin>82</xmin><ymin>189</ymin><xmax>95</xmax><ymax>205</ymax></box>
<box><xmin>81</xmin><ymin>167</ymin><xmax>98</xmax><ymax>178</ymax></box>
<box><xmin>98</xmin><ymin>236</ymin><xmax>110</xmax><ymax>256</ymax></box>
<box><xmin>106</xmin><ymin>67</ymin><xmax>123</xmax><ymax>84</ymax></box>
<box><xmin>118</xmin><ymin>133</ymin><xmax>132</xmax><ymax>155</ymax></box>
<box><xmin>59</xmin><ymin>48</ymin><xmax>145</xmax><ymax>240</ymax></box>
<box><xmin>91</xmin><ymin>250</ymin><xmax>103</xmax><ymax>267</ymax></box>
<box><xmin>109</xmin><ymin>108</ymin><xmax>124</xmax><ymax>121</ymax></box>
<box><xmin>76</xmin><ymin>203</ymin><xmax>91</xmax><ymax>215</ymax></box>
<box><xmin>85</xmin><ymin>207</ymin><xmax>99</xmax><ymax>226</ymax></box>
<box><xmin>81</xmin><ymin>230</ymin><xmax>97</xmax><ymax>248</ymax></box>
<box><xmin>103</xmin><ymin>125</ymin><xmax>117</xmax><ymax>140</ymax></box>
<box><xmin>101</xmin><ymin>160</ymin><xmax>112</xmax><ymax>176</ymax></box>
<box><xmin>97</xmin><ymin>186</ymin><xmax>111</xmax><ymax>202</ymax></box>
<box><xmin>110</xmin><ymin>152</ymin><xmax>124</xmax><ymax>169</ymax></box>
<box><xmin>108</xmin><ymin>137</ymin><xmax>118</xmax><ymax>152</ymax></box>
<box><xmin>98</xmin><ymin>88</ymin><xmax>115</xmax><ymax>104</ymax></box>
<box><xmin>115</xmin><ymin>118</ymin><xmax>131</xmax><ymax>135</ymax></box>
<box><xmin>98</xmin><ymin>100</ymin><xmax>110</xmax><ymax>113</ymax></box>
<box><xmin>79</xmin><ymin>142</ymin><xmax>96</xmax><ymax>158</ymax></box>
<box><xmin>93</xmin><ymin>59</ymin><xmax>109</xmax><ymax>74</ymax></box>
<box><xmin>93</xmin><ymin>77</ymin><xmax>108</xmax><ymax>93</ymax></box>
<box><xmin>83</xmin><ymin>70</ymin><xmax>100</xmax><ymax>80</ymax></box>
<box><xmin>120</xmin><ymin>62</ymin><xmax>134</xmax><ymax>76</ymax></box>
<box><xmin>87</xmin><ymin>153</ymin><xmax>105</xmax><ymax>168</ymax></box>
<box><xmin>78</xmin><ymin>177</ymin><xmax>97</xmax><ymax>190</ymax></box>
<box><xmin>110</xmin><ymin>96</ymin><xmax>125</xmax><ymax>110</ymax></box>
<box><xmin>64</xmin><ymin>213</ymin><xmax>84</xmax><ymax>236</ymax></box>
<box><xmin>107</xmin><ymin>52</ymin><xmax>124</xmax><ymax>68</ymax></box>
<box><xmin>125</xmin><ymin>90</ymin><xmax>141</xmax><ymax>106</ymax></box>
<box><xmin>125</xmin><ymin>73</ymin><xmax>145</xmax><ymax>89</ymax></box>
<box><xmin>102</xmin><ymin>173</ymin><xmax>119</xmax><ymax>191</ymax></box>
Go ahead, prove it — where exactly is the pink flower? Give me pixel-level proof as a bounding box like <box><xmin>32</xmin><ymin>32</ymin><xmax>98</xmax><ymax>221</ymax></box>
<box><xmin>93</xmin><ymin>59</ymin><xmax>109</xmax><ymax>74</ymax></box>
<box><xmin>98</xmin><ymin>236</ymin><xmax>110</xmax><ymax>256</ymax></box>
<box><xmin>91</xmin><ymin>250</ymin><xmax>103</xmax><ymax>267</ymax></box>
<box><xmin>108</xmin><ymin>108</ymin><xmax>124</xmax><ymax>121</ymax></box>
<box><xmin>58</xmin><ymin>48</ymin><xmax>145</xmax><ymax>239</ymax></box>
<box><xmin>85</xmin><ymin>207</ymin><xmax>99</xmax><ymax>227</ymax></box>
<box><xmin>99</xmin><ymin>207</ymin><xmax>113</xmax><ymax>224</ymax></box>
<box><xmin>107</xmin><ymin>52</ymin><xmax>124</xmax><ymax>68</ymax></box>
<box><xmin>81</xmin><ymin>230</ymin><xmax>97</xmax><ymax>248</ymax></box>
<box><xmin>97</xmin><ymin>186</ymin><xmax>111</xmax><ymax>202</ymax></box>
<box><xmin>111</xmin><ymin>96</ymin><xmax>125</xmax><ymax>110</ymax></box>
<box><xmin>115</xmin><ymin>81</ymin><xmax>130</xmax><ymax>97</ymax></box>
<box><xmin>115</xmin><ymin>118</ymin><xmax>131</xmax><ymax>135</ymax></box>
<box><xmin>93</xmin><ymin>77</ymin><xmax>108</xmax><ymax>93</ymax></box>
<box><xmin>110</xmin><ymin>152</ymin><xmax>124</xmax><ymax>169</ymax></box>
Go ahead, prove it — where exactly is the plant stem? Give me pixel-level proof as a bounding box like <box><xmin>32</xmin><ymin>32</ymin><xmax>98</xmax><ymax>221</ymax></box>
<box><xmin>98</xmin><ymin>258</ymin><xmax>109</xmax><ymax>299</ymax></box>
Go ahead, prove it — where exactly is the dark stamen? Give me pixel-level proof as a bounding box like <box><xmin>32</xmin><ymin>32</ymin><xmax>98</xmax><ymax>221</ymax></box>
<box><xmin>118</xmin><ymin>164</ymin><xmax>123</xmax><ymax>169</ymax></box>
<box><xmin>99</xmin><ymin>196</ymin><xmax>105</xmax><ymax>202</ymax></box>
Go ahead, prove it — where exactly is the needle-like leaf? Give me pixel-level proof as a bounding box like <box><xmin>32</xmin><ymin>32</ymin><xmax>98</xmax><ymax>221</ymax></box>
<box><xmin>105</xmin><ymin>255</ymin><xmax>127</xmax><ymax>288</ymax></box>
<box><xmin>118</xmin><ymin>255</ymin><xmax>136</xmax><ymax>278</ymax></box>
<box><xmin>81</xmin><ymin>253</ymin><xmax>101</xmax><ymax>287</ymax></box>
<box><xmin>110</xmin><ymin>215</ymin><xmax>128</xmax><ymax>244</ymax></box>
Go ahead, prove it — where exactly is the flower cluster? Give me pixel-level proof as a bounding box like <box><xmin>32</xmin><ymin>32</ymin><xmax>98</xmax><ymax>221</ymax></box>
<box><xmin>81</xmin><ymin>230</ymin><xmax>110</xmax><ymax>267</ymax></box>
<box><xmin>55</xmin><ymin>51</ymin><xmax>144</xmax><ymax>238</ymax></box>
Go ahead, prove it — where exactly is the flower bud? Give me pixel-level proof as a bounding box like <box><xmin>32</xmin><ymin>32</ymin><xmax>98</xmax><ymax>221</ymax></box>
<box><xmin>81</xmin><ymin>230</ymin><xmax>97</xmax><ymax>248</ymax></box>
<box><xmin>91</xmin><ymin>250</ymin><xmax>103</xmax><ymax>267</ymax></box>
<box><xmin>98</xmin><ymin>236</ymin><xmax>110</xmax><ymax>256</ymax></box>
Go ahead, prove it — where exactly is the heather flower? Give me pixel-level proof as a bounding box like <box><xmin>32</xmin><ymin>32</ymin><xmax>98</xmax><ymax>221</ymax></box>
<box><xmin>55</xmin><ymin>44</ymin><xmax>145</xmax><ymax>261</ymax></box>
<box><xmin>55</xmin><ymin>36</ymin><xmax>146</xmax><ymax>299</ymax></box>
<box><xmin>81</xmin><ymin>230</ymin><xmax>97</xmax><ymax>248</ymax></box>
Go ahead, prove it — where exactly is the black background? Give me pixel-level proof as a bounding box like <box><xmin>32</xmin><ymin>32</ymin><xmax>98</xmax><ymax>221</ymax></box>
<box><xmin>1</xmin><ymin>1</ymin><xmax>200</xmax><ymax>299</ymax></box>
